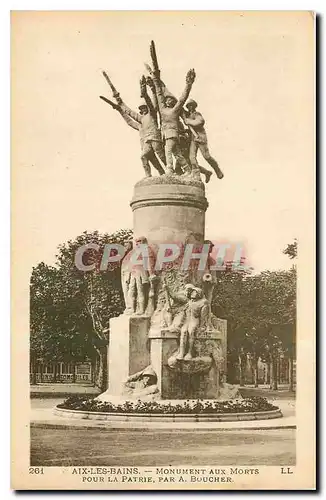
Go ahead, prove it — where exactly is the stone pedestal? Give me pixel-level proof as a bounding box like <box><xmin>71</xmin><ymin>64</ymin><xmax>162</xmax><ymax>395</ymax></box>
<box><xmin>130</xmin><ymin>176</ymin><xmax>208</xmax><ymax>245</ymax></box>
<box><xmin>100</xmin><ymin>176</ymin><xmax>230</xmax><ymax>401</ymax></box>
<box><xmin>149</xmin><ymin>327</ymin><xmax>225</xmax><ymax>400</ymax></box>
<box><xmin>108</xmin><ymin>314</ymin><xmax>151</xmax><ymax>395</ymax></box>
<box><xmin>148</xmin><ymin>329</ymin><xmax>179</xmax><ymax>399</ymax></box>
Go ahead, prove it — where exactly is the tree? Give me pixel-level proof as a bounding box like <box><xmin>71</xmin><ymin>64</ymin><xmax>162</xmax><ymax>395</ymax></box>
<box><xmin>212</xmin><ymin>266</ymin><xmax>296</xmax><ymax>388</ymax></box>
<box><xmin>30</xmin><ymin>229</ymin><xmax>132</xmax><ymax>390</ymax></box>
<box><xmin>242</xmin><ymin>269</ymin><xmax>296</xmax><ymax>390</ymax></box>
<box><xmin>211</xmin><ymin>266</ymin><xmax>253</xmax><ymax>383</ymax></box>
<box><xmin>283</xmin><ymin>239</ymin><xmax>298</xmax><ymax>260</ymax></box>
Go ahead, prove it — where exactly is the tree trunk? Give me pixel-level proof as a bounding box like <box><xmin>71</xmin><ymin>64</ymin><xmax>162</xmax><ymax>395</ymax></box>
<box><xmin>31</xmin><ymin>358</ymin><xmax>37</xmax><ymax>385</ymax></box>
<box><xmin>91</xmin><ymin>362</ymin><xmax>96</xmax><ymax>385</ymax></box>
<box><xmin>72</xmin><ymin>361</ymin><xmax>76</xmax><ymax>383</ymax></box>
<box><xmin>94</xmin><ymin>348</ymin><xmax>108</xmax><ymax>392</ymax></box>
<box><xmin>288</xmin><ymin>356</ymin><xmax>294</xmax><ymax>391</ymax></box>
<box><xmin>40</xmin><ymin>363</ymin><xmax>44</xmax><ymax>383</ymax></box>
<box><xmin>253</xmin><ymin>357</ymin><xmax>259</xmax><ymax>388</ymax></box>
<box><xmin>271</xmin><ymin>355</ymin><xmax>278</xmax><ymax>391</ymax></box>
<box><xmin>269</xmin><ymin>359</ymin><xmax>273</xmax><ymax>389</ymax></box>
<box><xmin>277</xmin><ymin>357</ymin><xmax>281</xmax><ymax>384</ymax></box>
<box><xmin>53</xmin><ymin>363</ymin><xmax>57</xmax><ymax>383</ymax></box>
<box><xmin>238</xmin><ymin>354</ymin><xmax>245</xmax><ymax>387</ymax></box>
<box><xmin>249</xmin><ymin>357</ymin><xmax>254</xmax><ymax>385</ymax></box>
<box><xmin>264</xmin><ymin>362</ymin><xmax>270</xmax><ymax>385</ymax></box>
<box><xmin>227</xmin><ymin>356</ymin><xmax>237</xmax><ymax>384</ymax></box>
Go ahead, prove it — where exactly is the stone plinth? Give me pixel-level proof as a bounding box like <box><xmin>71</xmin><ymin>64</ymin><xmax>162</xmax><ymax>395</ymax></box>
<box><xmin>130</xmin><ymin>176</ymin><xmax>208</xmax><ymax>245</ymax></box>
<box><xmin>149</xmin><ymin>328</ymin><xmax>225</xmax><ymax>400</ymax></box>
<box><xmin>148</xmin><ymin>329</ymin><xmax>179</xmax><ymax>399</ymax></box>
<box><xmin>108</xmin><ymin>315</ymin><xmax>151</xmax><ymax>395</ymax></box>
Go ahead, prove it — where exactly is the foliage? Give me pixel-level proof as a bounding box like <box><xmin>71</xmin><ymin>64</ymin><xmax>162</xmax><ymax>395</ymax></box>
<box><xmin>283</xmin><ymin>239</ymin><xmax>298</xmax><ymax>260</ymax></box>
<box><xmin>30</xmin><ymin>229</ymin><xmax>133</xmax><ymax>387</ymax></box>
<box><xmin>58</xmin><ymin>396</ymin><xmax>278</xmax><ymax>414</ymax></box>
<box><xmin>212</xmin><ymin>264</ymin><xmax>296</xmax><ymax>371</ymax></box>
<box><xmin>31</xmin><ymin>232</ymin><xmax>296</xmax><ymax>389</ymax></box>
<box><xmin>30</xmin><ymin>262</ymin><xmax>91</xmax><ymax>362</ymax></box>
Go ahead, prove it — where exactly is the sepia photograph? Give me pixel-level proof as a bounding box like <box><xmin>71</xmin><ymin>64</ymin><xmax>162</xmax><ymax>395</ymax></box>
<box><xmin>11</xmin><ymin>10</ymin><xmax>315</xmax><ymax>490</ymax></box>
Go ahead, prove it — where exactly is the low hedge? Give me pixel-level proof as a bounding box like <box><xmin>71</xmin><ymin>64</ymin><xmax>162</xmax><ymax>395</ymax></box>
<box><xmin>57</xmin><ymin>396</ymin><xmax>278</xmax><ymax>414</ymax></box>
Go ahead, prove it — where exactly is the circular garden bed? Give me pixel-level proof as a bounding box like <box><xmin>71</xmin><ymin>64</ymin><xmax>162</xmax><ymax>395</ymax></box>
<box><xmin>55</xmin><ymin>396</ymin><xmax>282</xmax><ymax>422</ymax></box>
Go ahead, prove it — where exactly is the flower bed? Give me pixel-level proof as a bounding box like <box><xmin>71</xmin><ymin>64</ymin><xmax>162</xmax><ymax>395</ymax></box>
<box><xmin>57</xmin><ymin>396</ymin><xmax>278</xmax><ymax>415</ymax></box>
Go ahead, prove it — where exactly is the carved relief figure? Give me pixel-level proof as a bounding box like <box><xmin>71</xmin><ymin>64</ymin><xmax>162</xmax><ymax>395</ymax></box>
<box><xmin>162</xmin><ymin>282</ymin><xmax>195</xmax><ymax>333</ymax></box>
<box><xmin>122</xmin><ymin>365</ymin><xmax>159</xmax><ymax>399</ymax></box>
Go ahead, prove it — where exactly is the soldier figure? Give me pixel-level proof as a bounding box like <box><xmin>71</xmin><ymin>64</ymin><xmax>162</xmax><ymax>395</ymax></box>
<box><xmin>123</xmin><ymin>365</ymin><xmax>159</xmax><ymax>399</ymax></box>
<box><xmin>178</xmin><ymin>287</ymin><xmax>209</xmax><ymax>360</ymax></box>
<box><xmin>115</xmin><ymin>78</ymin><xmax>167</xmax><ymax>177</ymax></box>
<box><xmin>162</xmin><ymin>282</ymin><xmax>209</xmax><ymax>360</ymax></box>
<box><xmin>183</xmin><ymin>99</ymin><xmax>224</xmax><ymax>180</ymax></box>
<box><xmin>162</xmin><ymin>282</ymin><xmax>195</xmax><ymax>333</ymax></box>
<box><xmin>152</xmin><ymin>68</ymin><xmax>196</xmax><ymax>175</ymax></box>
<box><xmin>146</xmin><ymin>73</ymin><xmax>212</xmax><ymax>182</ymax></box>
<box><xmin>127</xmin><ymin>236</ymin><xmax>157</xmax><ymax>316</ymax></box>
<box><xmin>100</xmin><ymin>72</ymin><xmax>165</xmax><ymax>177</ymax></box>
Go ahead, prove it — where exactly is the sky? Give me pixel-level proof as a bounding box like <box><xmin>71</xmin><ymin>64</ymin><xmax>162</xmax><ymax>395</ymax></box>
<box><xmin>12</xmin><ymin>11</ymin><xmax>314</xmax><ymax>273</ymax></box>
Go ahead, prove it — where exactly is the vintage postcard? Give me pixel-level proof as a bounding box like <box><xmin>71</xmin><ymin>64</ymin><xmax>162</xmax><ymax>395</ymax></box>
<box><xmin>11</xmin><ymin>11</ymin><xmax>315</xmax><ymax>490</ymax></box>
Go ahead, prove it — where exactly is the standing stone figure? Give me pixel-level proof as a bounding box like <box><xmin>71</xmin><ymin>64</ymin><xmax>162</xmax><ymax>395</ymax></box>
<box><xmin>183</xmin><ymin>99</ymin><xmax>224</xmax><ymax>180</ymax></box>
<box><xmin>145</xmin><ymin>72</ymin><xmax>212</xmax><ymax>182</ymax></box>
<box><xmin>116</xmin><ymin>78</ymin><xmax>166</xmax><ymax>177</ymax></box>
<box><xmin>152</xmin><ymin>68</ymin><xmax>196</xmax><ymax>175</ymax></box>
<box><xmin>99</xmin><ymin>94</ymin><xmax>164</xmax><ymax>176</ymax></box>
<box><xmin>178</xmin><ymin>287</ymin><xmax>209</xmax><ymax>360</ymax></box>
<box><xmin>126</xmin><ymin>236</ymin><xmax>157</xmax><ymax>316</ymax></box>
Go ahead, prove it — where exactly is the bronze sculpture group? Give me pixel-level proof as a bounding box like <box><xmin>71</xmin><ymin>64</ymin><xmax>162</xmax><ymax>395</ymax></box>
<box><xmin>100</xmin><ymin>41</ymin><xmax>223</xmax><ymax>183</ymax></box>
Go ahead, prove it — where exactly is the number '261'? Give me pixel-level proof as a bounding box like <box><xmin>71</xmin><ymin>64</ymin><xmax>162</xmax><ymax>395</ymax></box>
<box><xmin>29</xmin><ymin>467</ymin><xmax>44</xmax><ymax>474</ymax></box>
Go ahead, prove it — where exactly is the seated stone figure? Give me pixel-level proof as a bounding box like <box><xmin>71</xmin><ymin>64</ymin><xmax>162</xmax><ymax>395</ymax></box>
<box><xmin>162</xmin><ymin>282</ymin><xmax>196</xmax><ymax>333</ymax></box>
<box><xmin>162</xmin><ymin>281</ymin><xmax>209</xmax><ymax>360</ymax></box>
<box><xmin>122</xmin><ymin>365</ymin><xmax>159</xmax><ymax>400</ymax></box>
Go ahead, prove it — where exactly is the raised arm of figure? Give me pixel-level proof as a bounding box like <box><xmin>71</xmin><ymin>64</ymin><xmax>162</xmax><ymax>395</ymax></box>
<box><xmin>99</xmin><ymin>96</ymin><xmax>140</xmax><ymax>131</ymax></box>
<box><xmin>102</xmin><ymin>71</ymin><xmax>141</xmax><ymax>124</ymax></box>
<box><xmin>119</xmin><ymin>100</ymin><xmax>142</xmax><ymax>124</ymax></box>
<box><xmin>145</xmin><ymin>77</ymin><xmax>160</xmax><ymax>112</ymax></box>
<box><xmin>174</xmin><ymin>69</ymin><xmax>196</xmax><ymax>112</ymax></box>
<box><xmin>152</xmin><ymin>76</ymin><xmax>165</xmax><ymax>110</ymax></box>
<box><xmin>140</xmin><ymin>76</ymin><xmax>156</xmax><ymax>117</ymax></box>
<box><xmin>145</xmin><ymin>62</ymin><xmax>166</xmax><ymax>110</ymax></box>
<box><xmin>119</xmin><ymin>110</ymin><xmax>140</xmax><ymax>131</ymax></box>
